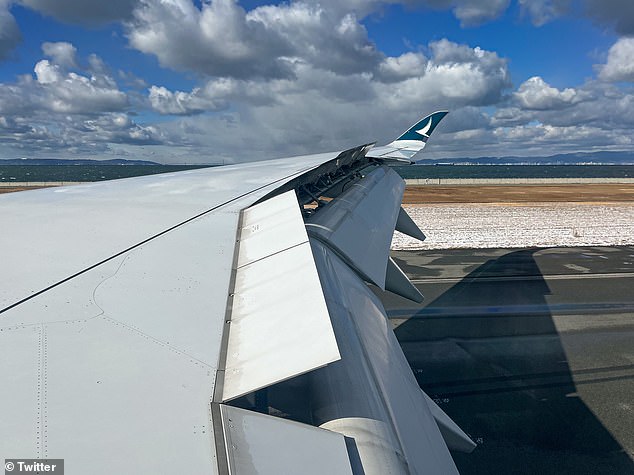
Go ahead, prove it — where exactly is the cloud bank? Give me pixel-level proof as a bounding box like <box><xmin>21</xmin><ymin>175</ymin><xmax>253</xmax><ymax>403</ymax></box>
<box><xmin>0</xmin><ymin>0</ymin><xmax>633</xmax><ymax>162</ymax></box>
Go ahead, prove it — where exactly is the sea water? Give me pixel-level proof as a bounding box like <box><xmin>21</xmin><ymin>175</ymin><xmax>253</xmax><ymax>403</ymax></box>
<box><xmin>1</xmin><ymin>164</ymin><xmax>634</xmax><ymax>182</ymax></box>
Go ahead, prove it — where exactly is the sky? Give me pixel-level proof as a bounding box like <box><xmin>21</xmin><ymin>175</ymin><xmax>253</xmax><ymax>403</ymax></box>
<box><xmin>0</xmin><ymin>0</ymin><xmax>633</xmax><ymax>164</ymax></box>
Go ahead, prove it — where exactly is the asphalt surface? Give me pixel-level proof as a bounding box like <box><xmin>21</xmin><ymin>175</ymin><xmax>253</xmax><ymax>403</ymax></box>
<box><xmin>380</xmin><ymin>246</ymin><xmax>634</xmax><ymax>475</ymax></box>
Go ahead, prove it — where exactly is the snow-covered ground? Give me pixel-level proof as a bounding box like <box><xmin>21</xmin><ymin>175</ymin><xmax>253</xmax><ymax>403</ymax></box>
<box><xmin>392</xmin><ymin>203</ymin><xmax>634</xmax><ymax>250</ymax></box>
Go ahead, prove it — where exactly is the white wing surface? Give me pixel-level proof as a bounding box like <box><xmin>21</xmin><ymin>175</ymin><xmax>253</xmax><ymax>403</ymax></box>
<box><xmin>222</xmin><ymin>191</ymin><xmax>340</xmax><ymax>402</ymax></box>
<box><xmin>220</xmin><ymin>405</ymin><xmax>353</xmax><ymax>475</ymax></box>
<box><xmin>0</xmin><ymin>114</ymin><xmax>473</xmax><ymax>474</ymax></box>
<box><xmin>0</xmin><ymin>151</ymin><xmax>340</xmax><ymax>474</ymax></box>
<box><xmin>0</xmin><ymin>152</ymin><xmax>336</xmax><ymax>310</ymax></box>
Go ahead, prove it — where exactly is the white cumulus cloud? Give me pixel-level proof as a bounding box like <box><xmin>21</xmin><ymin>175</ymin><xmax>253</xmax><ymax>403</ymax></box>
<box><xmin>514</xmin><ymin>76</ymin><xmax>586</xmax><ymax>109</ymax></box>
<box><xmin>2</xmin><ymin>0</ymin><xmax>634</xmax><ymax>161</ymax></box>
<box><xmin>31</xmin><ymin>60</ymin><xmax>128</xmax><ymax>114</ymax></box>
<box><xmin>140</xmin><ymin>38</ymin><xmax>512</xmax><ymax>162</ymax></box>
<box><xmin>0</xmin><ymin>42</ymin><xmax>161</xmax><ymax>158</ymax></box>
<box><xmin>599</xmin><ymin>38</ymin><xmax>634</xmax><ymax>83</ymax></box>
<box><xmin>127</xmin><ymin>0</ymin><xmax>381</xmax><ymax>79</ymax></box>
<box><xmin>415</xmin><ymin>39</ymin><xmax>511</xmax><ymax>105</ymax></box>
<box><xmin>148</xmin><ymin>85</ymin><xmax>227</xmax><ymax>115</ymax></box>
<box><xmin>147</xmin><ymin>38</ymin><xmax>510</xmax><ymax>117</ymax></box>
<box><xmin>376</xmin><ymin>52</ymin><xmax>427</xmax><ymax>82</ymax></box>
<box><xmin>42</xmin><ymin>41</ymin><xmax>78</xmax><ymax>68</ymax></box>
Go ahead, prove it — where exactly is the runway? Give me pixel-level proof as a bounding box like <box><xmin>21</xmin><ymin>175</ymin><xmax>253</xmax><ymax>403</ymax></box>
<box><xmin>381</xmin><ymin>246</ymin><xmax>634</xmax><ymax>475</ymax></box>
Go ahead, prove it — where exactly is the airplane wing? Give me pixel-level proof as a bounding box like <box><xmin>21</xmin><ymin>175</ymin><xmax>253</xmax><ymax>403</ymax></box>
<box><xmin>0</xmin><ymin>117</ymin><xmax>474</xmax><ymax>474</ymax></box>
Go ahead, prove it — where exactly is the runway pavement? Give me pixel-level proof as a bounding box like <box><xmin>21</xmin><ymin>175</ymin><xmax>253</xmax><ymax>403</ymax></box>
<box><xmin>380</xmin><ymin>246</ymin><xmax>634</xmax><ymax>475</ymax></box>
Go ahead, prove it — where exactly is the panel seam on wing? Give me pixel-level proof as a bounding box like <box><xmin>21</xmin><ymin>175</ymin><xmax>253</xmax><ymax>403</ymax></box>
<box><xmin>0</xmin><ymin>166</ymin><xmax>319</xmax><ymax>316</ymax></box>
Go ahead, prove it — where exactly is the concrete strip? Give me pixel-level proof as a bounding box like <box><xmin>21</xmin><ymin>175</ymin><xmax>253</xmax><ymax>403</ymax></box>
<box><xmin>404</xmin><ymin>178</ymin><xmax>634</xmax><ymax>185</ymax></box>
<box><xmin>0</xmin><ymin>181</ymin><xmax>83</xmax><ymax>187</ymax></box>
<box><xmin>3</xmin><ymin>177</ymin><xmax>634</xmax><ymax>188</ymax></box>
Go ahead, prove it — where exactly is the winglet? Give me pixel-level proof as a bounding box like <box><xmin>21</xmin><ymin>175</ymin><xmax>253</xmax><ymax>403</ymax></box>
<box><xmin>393</xmin><ymin>110</ymin><xmax>448</xmax><ymax>144</ymax></box>
<box><xmin>367</xmin><ymin>111</ymin><xmax>448</xmax><ymax>163</ymax></box>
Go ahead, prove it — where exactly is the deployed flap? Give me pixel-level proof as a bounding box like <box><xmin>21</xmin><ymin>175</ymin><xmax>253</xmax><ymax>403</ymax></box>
<box><xmin>396</xmin><ymin>207</ymin><xmax>426</xmax><ymax>242</ymax></box>
<box><xmin>221</xmin><ymin>405</ymin><xmax>353</xmax><ymax>475</ymax></box>
<box><xmin>423</xmin><ymin>391</ymin><xmax>477</xmax><ymax>454</ymax></box>
<box><xmin>222</xmin><ymin>191</ymin><xmax>340</xmax><ymax>402</ymax></box>
<box><xmin>236</xmin><ymin>190</ymin><xmax>308</xmax><ymax>268</ymax></box>
<box><xmin>305</xmin><ymin>166</ymin><xmax>404</xmax><ymax>289</ymax></box>
<box><xmin>385</xmin><ymin>257</ymin><xmax>424</xmax><ymax>303</ymax></box>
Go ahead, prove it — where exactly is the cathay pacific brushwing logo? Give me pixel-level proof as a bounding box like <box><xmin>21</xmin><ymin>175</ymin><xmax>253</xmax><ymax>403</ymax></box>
<box><xmin>414</xmin><ymin>118</ymin><xmax>432</xmax><ymax>138</ymax></box>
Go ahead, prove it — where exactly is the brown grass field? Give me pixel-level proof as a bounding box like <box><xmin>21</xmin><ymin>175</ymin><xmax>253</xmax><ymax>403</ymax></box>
<box><xmin>0</xmin><ymin>186</ymin><xmax>50</xmax><ymax>194</ymax></box>
<box><xmin>402</xmin><ymin>184</ymin><xmax>634</xmax><ymax>204</ymax></box>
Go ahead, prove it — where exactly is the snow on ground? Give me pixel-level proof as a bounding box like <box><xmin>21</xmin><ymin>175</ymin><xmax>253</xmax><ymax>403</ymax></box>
<box><xmin>392</xmin><ymin>203</ymin><xmax>634</xmax><ymax>250</ymax></box>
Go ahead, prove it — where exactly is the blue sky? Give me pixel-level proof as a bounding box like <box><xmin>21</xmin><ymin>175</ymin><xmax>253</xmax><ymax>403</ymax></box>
<box><xmin>365</xmin><ymin>4</ymin><xmax>616</xmax><ymax>86</ymax></box>
<box><xmin>0</xmin><ymin>0</ymin><xmax>633</xmax><ymax>163</ymax></box>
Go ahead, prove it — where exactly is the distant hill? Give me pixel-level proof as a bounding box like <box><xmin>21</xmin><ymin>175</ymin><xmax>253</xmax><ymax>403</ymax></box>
<box><xmin>422</xmin><ymin>151</ymin><xmax>634</xmax><ymax>165</ymax></box>
<box><xmin>3</xmin><ymin>151</ymin><xmax>634</xmax><ymax>166</ymax></box>
<box><xmin>0</xmin><ymin>158</ymin><xmax>162</xmax><ymax>166</ymax></box>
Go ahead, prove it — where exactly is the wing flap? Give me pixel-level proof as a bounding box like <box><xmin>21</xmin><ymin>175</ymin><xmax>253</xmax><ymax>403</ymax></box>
<box><xmin>221</xmin><ymin>405</ymin><xmax>353</xmax><ymax>475</ymax></box>
<box><xmin>236</xmin><ymin>191</ymin><xmax>308</xmax><ymax>268</ymax></box>
<box><xmin>222</xmin><ymin>191</ymin><xmax>340</xmax><ymax>402</ymax></box>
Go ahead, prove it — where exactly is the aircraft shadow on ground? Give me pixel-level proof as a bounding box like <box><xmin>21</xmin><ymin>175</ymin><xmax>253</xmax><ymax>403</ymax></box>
<box><xmin>387</xmin><ymin>249</ymin><xmax>634</xmax><ymax>475</ymax></box>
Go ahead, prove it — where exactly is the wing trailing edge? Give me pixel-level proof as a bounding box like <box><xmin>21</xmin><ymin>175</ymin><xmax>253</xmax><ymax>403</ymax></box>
<box><xmin>220</xmin><ymin>405</ymin><xmax>354</xmax><ymax>475</ymax></box>
<box><xmin>221</xmin><ymin>190</ymin><xmax>340</xmax><ymax>402</ymax></box>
